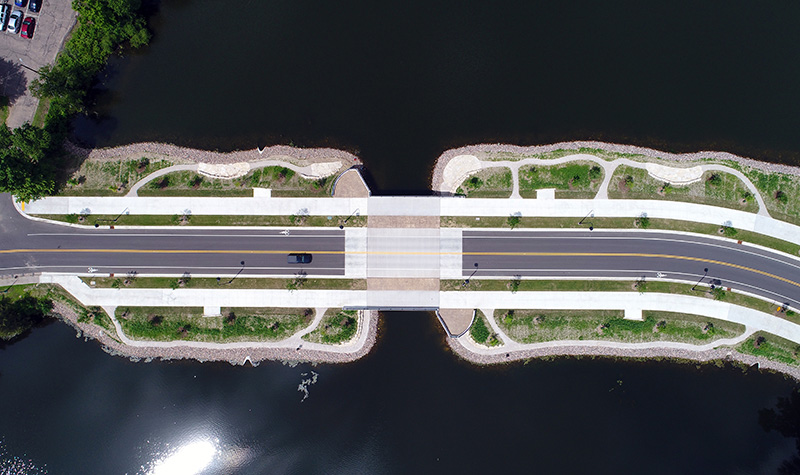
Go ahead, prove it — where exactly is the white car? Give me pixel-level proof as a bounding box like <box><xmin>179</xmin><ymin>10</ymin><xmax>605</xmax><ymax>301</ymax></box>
<box><xmin>7</xmin><ymin>9</ymin><xmax>23</xmax><ymax>34</ymax></box>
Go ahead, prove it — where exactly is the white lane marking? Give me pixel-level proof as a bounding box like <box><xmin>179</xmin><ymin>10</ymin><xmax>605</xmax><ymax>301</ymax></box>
<box><xmin>464</xmin><ymin>234</ymin><xmax>800</xmax><ymax>271</ymax></box>
<box><xmin>27</xmin><ymin>232</ymin><xmax>343</xmax><ymax>238</ymax></box>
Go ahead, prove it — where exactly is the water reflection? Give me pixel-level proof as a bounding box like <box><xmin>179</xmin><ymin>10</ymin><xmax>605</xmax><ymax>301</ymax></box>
<box><xmin>760</xmin><ymin>389</ymin><xmax>800</xmax><ymax>474</ymax></box>
<box><xmin>147</xmin><ymin>438</ymin><xmax>216</xmax><ymax>475</ymax></box>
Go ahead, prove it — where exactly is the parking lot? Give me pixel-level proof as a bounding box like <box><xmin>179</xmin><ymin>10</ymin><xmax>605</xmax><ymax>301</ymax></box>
<box><xmin>0</xmin><ymin>0</ymin><xmax>77</xmax><ymax>128</ymax></box>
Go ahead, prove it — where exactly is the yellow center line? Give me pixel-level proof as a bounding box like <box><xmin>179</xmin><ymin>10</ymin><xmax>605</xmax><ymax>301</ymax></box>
<box><xmin>1</xmin><ymin>249</ymin><xmax>798</xmax><ymax>289</ymax></box>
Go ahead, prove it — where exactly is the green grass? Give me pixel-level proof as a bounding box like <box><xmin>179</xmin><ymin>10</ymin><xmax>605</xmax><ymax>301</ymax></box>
<box><xmin>0</xmin><ymin>96</ymin><xmax>8</xmax><ymax>125</ymax></box>
<box><xmin>57</xmin><ymin>158</ymin><xmax>175</xmax><ymax>196</ymax></box>
<box><xmin>743</xmin><ymin>167</ymin><xmax>800</xmax><ymax>226</ymax></box>
<box><xmin>139</xmin><ymin>166</ymin><xmax>338</xmax><ymax>198</ymax></box>
<box><xmin>303</xmin><ymin>309</ymin><xmax>359</xmax><ymax>344</ymax></box>
<box><xmin>456</xmin><ymin>167</ymin><xmax>513</xmax><ymax>198</ymax></box>
<box><xmin>735</xmin><ymin>331</ymin><xmax>800</xmax><ymax>366</ymax></box>
<box><xmin>31</xmin><ymin>96</ymin><xmax>49</xmax><ymax>128</ymax></box>
<box><xmin>441</xmin><ymin>216</ymin><xmax>800</xmax><ymax>257</ymax></box>
<box><xmin>443</xmin><ymin>279</ymin><xmax>782</xmax><ymax>317</ymax></box>
<box><xmin>608</xmin><ymin>166</ymin><xmax>759</xmax><ymax>213</ymax></box>
<box><xmin>81</xmin><ymin>276</ymin><xmax>366</xmax><ymax>291</ymax></box>
<box><xmin>75</xmin><ymin>305</ymin><xmax>115</xmax><ymax>333</ymax></box>
<box><xmin>518</xmin><ymin>161</ymin><xmax>603</xmax><ymax>199</ymax></box>
<box><xmin>116</xmin><ymin>306</ymin><xmax>313</xmax><ymax>342</ymax></box>
<box><xmin>497</xmin><ymin>309</ymin><xmax>744</xmax><ymax>344</ymax></box>
<box><xmin>33</xmin><ymin>213</ymin><xmax>367</xmax><ymax>228</ymax></box>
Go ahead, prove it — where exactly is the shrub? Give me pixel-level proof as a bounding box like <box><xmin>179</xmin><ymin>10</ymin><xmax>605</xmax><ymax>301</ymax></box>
<box><xmin>507</xmin><ymin>215</ymin><xmax>521</xmax><ymax>229</ymax></box>
<box><xmin>775</xmin><ymin>190</ymin><xmax>789</xmax><ymax>203</ymax></box>
<box><xmin>470</xmin><ymin>316</ymin><xmax>491</xmax><ymax>343</ymax></box>
<box><xmin>637</xmin><ymin>216</ymin><xmax>650</xmax><ymax>229</ymax></box>
<box><xmin>589</xmin><ymin>166</ymin><xmax>602</xmax><ymax>180</ymax></box>
<box><xmin>707</xmin><ymin>173</ymin><xmax>722</xmax><ymax>186</ymax></box>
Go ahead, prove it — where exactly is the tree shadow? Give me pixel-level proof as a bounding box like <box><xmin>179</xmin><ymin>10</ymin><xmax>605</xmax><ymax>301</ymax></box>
<box><xmin>0</xmin><ymin>57</ymin><xmax>29</xmax><ymax>104</ymax></box>
<box><xmin>759</xmin><ymin>388</ymin><xmax>800</xmax><ymax>474</ymax></box>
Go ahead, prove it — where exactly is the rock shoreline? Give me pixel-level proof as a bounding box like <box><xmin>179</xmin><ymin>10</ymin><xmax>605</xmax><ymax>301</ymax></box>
<box><xmin>64</xmin><ymin>140</ymin><xmax>362</xmax><ymax>167</ymax></box>
<box><xmin>430</xmin><ymin>141</ymin><xmax>800</xmax><ymax>192</ymax></box>
<box><xmin>51</xmin><ymin>301</ymin><xmax>379</xmax><ymax>366</ymax></box>
<box><xmin>446</xmin><ymin>336</ymin><xmax>800</xmax><ymax>382</ymax></box>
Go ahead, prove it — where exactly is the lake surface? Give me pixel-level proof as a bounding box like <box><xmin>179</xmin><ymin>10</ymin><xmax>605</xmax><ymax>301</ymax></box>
<box><xmin>74</xmin><ymin>0</ymin><xmax>800</xmax><ymax>193</ymax></box>
<box><xmin>0</xmin><ymin>313</ymin><xmax>797</xmax><ymax>474</ymax></box>
<box><xmin>10</xmin><ymin>1</ymin><xmax>799</xmax><ymax>472</ymax></box>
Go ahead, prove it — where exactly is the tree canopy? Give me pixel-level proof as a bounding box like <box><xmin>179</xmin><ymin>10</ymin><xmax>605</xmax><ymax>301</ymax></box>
<box><xmin>0</xmin><ymin>124</ymin><xmax>57</xmax><ymax>202</ymax></box>
<box><xmin>0</xmin><ymin>293</ymin><xmax>53</xmax><ymax>340</ymax></box>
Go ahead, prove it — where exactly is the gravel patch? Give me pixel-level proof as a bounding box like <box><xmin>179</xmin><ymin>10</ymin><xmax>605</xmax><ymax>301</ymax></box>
<box><xmin>52</xmin><ymin>301</ymin><xmax>379</xmax><ymax>366</ymax></box>
<box><xmin>431</xmin><ymin>141</ymin><xmax>800</xmax><ymax>192</ymax></box>
<box><xmin>446</xmin><ymin>335</ymin><xmax>800</xmax><ymax>381</ymax></box>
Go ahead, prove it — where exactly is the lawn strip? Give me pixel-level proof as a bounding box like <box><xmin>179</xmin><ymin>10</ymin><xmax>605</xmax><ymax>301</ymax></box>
<box><xmin>33</xmin><ymin>214</ymin><xmax>367</xmax><ymax>227</ymax></box>
<box><xmin>81</xmin><ymin>276</ymin><xmax>366</xmax><ymax>291</ymax></box>
<box><xmin>517</xmin><ymin>160</ymin><xmax>603</xmax><ymax>199</ymax></box>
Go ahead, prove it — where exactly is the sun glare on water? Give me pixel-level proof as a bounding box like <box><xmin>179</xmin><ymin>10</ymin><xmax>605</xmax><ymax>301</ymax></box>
<box><xmin>148</xmin><ymin>439</ymin><xmax>216</xmax><ymax>475</ymax></box>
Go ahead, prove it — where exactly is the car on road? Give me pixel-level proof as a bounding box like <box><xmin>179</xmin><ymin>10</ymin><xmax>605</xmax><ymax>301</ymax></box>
<box><xmin>0</xmin><ymin>5</ymin><xmax>9</xmax><ymax>31</ymax></box>
<box><xmin>7</xmin><ymin>9</ymin><xmax>23</xmax><ymax>34</ymax></box>
<box><xmin>28</xmin><ymin>0</ymin><xmax>39</xmax><ymax>13</ymax></box>
<box><xmin>21</xmin><ymin>16</ymin><xmax>34</xmax><ymax>38</ymax></box>
<box><xmin>287</xmin><ymin>253</ymin><xmax>312</xmax><ymax>264</ymax></box>
<box><xmin>14</xmin><ymin>0</ymin><xmax>26</xmax><ymax>8</ymax></box>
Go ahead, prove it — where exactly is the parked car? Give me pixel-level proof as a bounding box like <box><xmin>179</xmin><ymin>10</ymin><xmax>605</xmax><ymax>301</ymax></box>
<box><xmin>14</xmin><ymin>0</ymin><xmax>26</xmax><ymax>8</ymax></box>
<box><xmin>21</xmin><ymin>16</ymin><xmax>34</xmax><ymax>39</ymax></box>
<box><xmin>28</xmin><ymin>0</ymin><xmax>39</xmax><ymax>13</ymax></box>
<box><xmin>7</xmin><ymin>10</ymin><xmax>23</xmax><ymax>34</ymax></box>
<box><xmin>287</xmin><ymin>253</ymin><xmax>312</xmax><ymax>264</ymax></box>
<box><xmin>0</xmin><ymin>5</ymin><xmax>10</xmax><ymax>31</ymax></box>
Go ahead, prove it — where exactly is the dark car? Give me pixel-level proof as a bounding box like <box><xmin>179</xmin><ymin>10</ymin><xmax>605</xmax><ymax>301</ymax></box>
<box><xmin>287</xmin><ymin>253</ymin><xmax>312</xmax><ymax>264</ymax></box>
<box><xmin>21</xmin><ymin>16</ymin><xmax>34</xmax><ymax>39</ymax></box>
<box><xmin>0</xmin><ymin>4</ymin><xmax>9</xmax><ymax>31</ymax></box>
<box><xmin>15</xmin><ymin>0</ymin><xmax>26</xmax><ymax>8</ymax></box>
<box><xmin>28</xmin><ymin>0</ymin><xmax>39</xmax><ymax>13</ymax></box>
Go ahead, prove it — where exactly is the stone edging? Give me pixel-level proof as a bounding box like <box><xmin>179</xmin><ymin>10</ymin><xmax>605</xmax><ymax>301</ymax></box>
<box><xmin>64</xmin><ymin>140</ymin><xmax>362</xmax><ymax>167</ymax></box>
<box><xmin>446</xmin><ymin>335</ymin><xmax>800</xmax><ymax>381</ymax></box>
<box><xmin>51</xmin><ymin>301</ymin><xmax>379</xmax><ymax>365</ymax></box>
<box><xmin>430</xmin><ymin>141</ymin><xmax>800</xmax><ymax>191</ymax></box>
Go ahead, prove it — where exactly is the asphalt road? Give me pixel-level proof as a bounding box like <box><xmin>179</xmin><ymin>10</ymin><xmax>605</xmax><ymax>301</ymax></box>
<box><xmin>463</xmin><ymin>230</ymin><xmax>800</xmax><ymax>309</ymax></box>
<box><xmin>0</xmin><ymin>195</ymin><xmax>345</xmax><ymax>277</ymax></box>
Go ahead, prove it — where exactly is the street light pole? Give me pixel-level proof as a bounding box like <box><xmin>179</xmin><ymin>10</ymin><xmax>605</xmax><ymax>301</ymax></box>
<box><xmin>339</xmin><ymin>208</ymin><xmax>360</xmax><ymax>229</ymax></box>
<box><xmin>219</xmin><ymin>261</ymin><xmax>246</xmax><ymax>285</ymax></box>
<box><xmin>463</xmin><ymin>263</ymin><xmax>479</xmax><ymax>287</ymax></box>
<box><xmin>578</xmin><ymin>210</ymin><xmax>594</xmax><ymax>231</ymax></box>
<box><xmin>692</xmin><ymin>268</ymin><xmax>709</xmax><ymax>291</ymax></box>
<box><xmin>18</xmin><ymin>58</ymin><xmax>40</xmax><ymax>75</ymax></box>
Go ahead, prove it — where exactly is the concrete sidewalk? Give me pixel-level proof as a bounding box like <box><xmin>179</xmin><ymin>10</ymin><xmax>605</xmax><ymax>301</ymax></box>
<box><xmin>21</xmin><ymin>195</ymin><xmax>800</xmax><ymax>247</ymax></box>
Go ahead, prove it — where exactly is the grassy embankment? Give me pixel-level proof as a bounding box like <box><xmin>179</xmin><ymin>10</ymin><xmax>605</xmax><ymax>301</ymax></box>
<box><xmin>496</xmin><ymin>309</ymin><xmax>744</xmax><ymax>345</ymax></box>
<box><xmin>736</xmin><ymin>332</ymin><xmax>800</xmax><ymax>366</ymax></box>
<box><xmin>302</xmin><ymin>309</ymin><xmax>359</xmax><ymax>344</ymax></box>
<box><xmin>468</xmin><ymin>310</ymin><xmax>502</xmax><ymax>346</ymax></box>
<box><xmin>137</xmin><ymin>166</ymin><xmax>336</xmax><ymax>198</ymax></box>
<box><xmin>608</xmin><ymin>165</ymin><xmax>759</xmax><ymax>213</ymax></box>
<box><xmin>116</xmin><ymin>306</ymin><xmax>314</xmax><ymax>343</ymax></box>
<box><xmin>518</xmin><ymin>161</ymin><xmax>603</xmax><ymax>199</ymax></box>
<box><xmin>57</xmin><ymin>157</ymin><xmax>174</xmax><ymax>196</ymax></box>
<box><xmin>456</xmin><ymin>167</ymin><xmax>513</xmax><ymax>198</ymax></box>
<box><xmin>81</xmin><ymin>276</ymin><xmax>366</xmax><ymax>291</ymax></box>
<box><xmin>744</xmin><ymin>167</ymin><xmax>800</xmax><ymax>226</ymax></box>
<box><xmin>441</xmin><ymin>279</ymin><xmax>793</xmax><ymax>322</ymax></box>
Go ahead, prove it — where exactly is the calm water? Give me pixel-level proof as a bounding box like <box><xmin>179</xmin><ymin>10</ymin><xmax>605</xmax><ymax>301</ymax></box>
<box><xmin>73</xmin><ymin>0</ymin><xmax>800</xmax><ymax>192</ymax></box>
<box><xmin>0</xmin><ymin>313</ymin><xmax>796</xmax><ymax>474</ymax></box>
<box><xmin>10</xmin><ymin>1</ymin><xmax>799</xmax><ymax>472</ymax></box>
